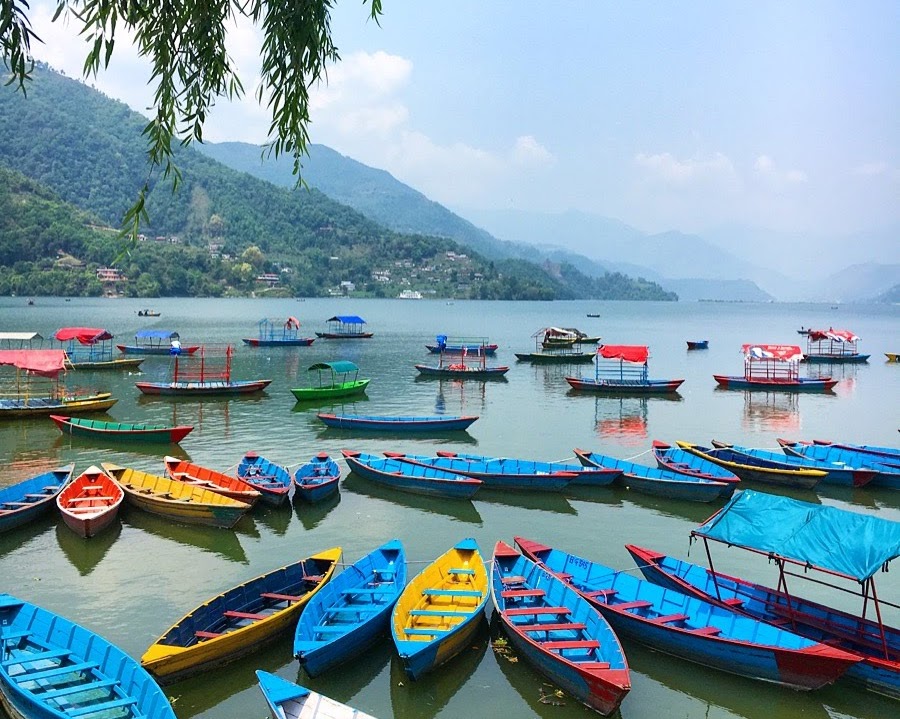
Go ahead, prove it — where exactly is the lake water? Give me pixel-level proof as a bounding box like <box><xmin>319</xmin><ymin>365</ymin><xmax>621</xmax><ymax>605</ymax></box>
<box><xmin>1</xmin><ymin>297</ymin><xmax>898</xmax><ymax>719</ymax></box>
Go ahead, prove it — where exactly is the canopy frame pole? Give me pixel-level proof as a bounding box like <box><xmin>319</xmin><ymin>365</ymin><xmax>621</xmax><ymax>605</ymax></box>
<box><xmin>773</xmin><ymin>557</ymin><xmax>799</xmax><ymax>630</ymax></box>
<box><xmin>702</xmin><ymin>538</ymin><xmax>726</xmax><ymax>602</ymax></box>
<box><xmin>865</xmin><ymin>578</ymin><xmax>890</xmax><ymax>659</ymax></box>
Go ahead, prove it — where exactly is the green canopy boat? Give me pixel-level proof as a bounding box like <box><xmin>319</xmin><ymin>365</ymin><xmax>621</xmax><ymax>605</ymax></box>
<box><xmin>290</xmin><ymin>361</ymin><xmax>370</xmax><ymax>401</ymax></box>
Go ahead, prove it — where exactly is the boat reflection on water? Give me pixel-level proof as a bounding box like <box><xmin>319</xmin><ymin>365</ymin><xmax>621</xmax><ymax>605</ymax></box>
<box><xmin>341</xmin><ymin>472</ymin><xmax>484</xmax><ymax>526</ymax></box>
<box><xmin>52</xmin><ymin>434</ymin><xmax>193</xmax><ymax>461</ymax></box>
<box><xmin>55</xmin><ymin>519</ymin><xmax>122</xmax><ymax>576</ymax></box>
<box><xmin>317</xmin><ymin>426</ymin><xmax>479</xmax><ymax>446</ymax></box>
<box><xmin>290</xmin><ymin>394</ymin><xmax>371</xmax><ymax>413</ymax></box>
<box><xmin>294</xmin><ymin>490</ymin><xmax>341</xmax><ymax>530</ymax></box>
<box><xmin>121</xmin><ymin>507</ymin><xmax>250</xmax><ymax>565</ymax></box>
<box><xmin>475</xmin><ymin>488</ymin><xmax>578</xmax><ymax>516</ymax></box>
<box><xmin>620</xmin><ymin>485</ymin><xmax>724</xmax><ymax>525</ymax></box>
<box><xmin>253</xmin><ymin>502</ymin><xmax>294</xmax><ymax>536</ymax></box>
<box><xmin>390</xmin><ymin>621</ymin><xmax>489</xmax><ymax>719</ymax></box>
<box><xmin>589</xmin><ymin>395</ymin><xmax>682</xmax><ymax>448</ymax></box>
<box><xmin>739</xmin><ymin>390</ymin><xmax>801</xmax><ymax>434</ymax></box>
<box><xmin>0</xmin><ymin>514</ymin><xmax>55</xmax><ymax>560</ymax></box>
<box><xmin>300</xmin><ymin>638</ymin><xmax>392</xmax><ymax>714</ymax></box>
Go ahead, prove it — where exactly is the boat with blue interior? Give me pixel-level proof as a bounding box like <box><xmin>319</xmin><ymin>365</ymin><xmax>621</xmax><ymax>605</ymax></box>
<box><xmin>803</xmin><ymin>328</ymin><xmax>869</xmax><ymax>363</ymax></box>
<box><xmin>55</xmin><ymin>327</ymin><xmax>144</xmax><ymax>370</ymax></box>
<box><xmin>136</xmin><ymin>345</ymin><xmax>272</xmax><ymax>396</ymax></box>
<box><xmin>315</xmin><ymin>315</ymin><xmax>373</xmax><ymax>339</ymax></box>
<box><xmin>242</xmin><ymin>317</ymin><xmax>315</xmax><ymax>347</ymax></box>
<box><xmin>713</xmin><ymin>343</ymin><xmax>838</xmax><ymax>391</ymax></box>
<box><xmin>117</xmin><ymin>329</ymin><xmax>199</xmax><ymax>355</ymax></box>
<box><xmin>425</xmin><ymin>335</ymin><xmax>498</xmax><ymax>355</ymax></box>
<box><xmin>566</xmin><ymin>345</ymin><xmax>684</xmax><ymax>394</ymax></box>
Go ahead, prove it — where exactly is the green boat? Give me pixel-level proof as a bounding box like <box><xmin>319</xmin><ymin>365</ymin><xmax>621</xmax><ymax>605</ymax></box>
<box><xmin>50</xmin><ymin>414</ymin><xmax>194</xmax><ymax>443</ymax></box>
<box><xmin>290</xmin><ymin>361</ymin><xmax>370</xmax><ymax>401</ymax></box>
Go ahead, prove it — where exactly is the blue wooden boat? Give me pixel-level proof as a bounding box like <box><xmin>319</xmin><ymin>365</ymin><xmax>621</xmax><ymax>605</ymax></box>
<box><xmin>0</xmin><ymin>593</ymin><xmax>176</xmax><ymax>719</ymax></box>
<box><xmin>0</xmin><ymin>464</ymin><xmax>74</xmax><ymax>534</ymax></box>
<box><xmin>237</xmin><ymin>452</ymin><xmax>293</xmax><ymax>506</ymax></box>
<box><xmin>686</xmin><ymin>340</ymin><xmax>709</xmax><ymax>350</ymax></box>
<box><xmin>714</xmin><ymin>343</ymin><xmax>838</xmax><ymax>391</ymax></box>
<box><xmin>384</xmin><ymin>453</ymin><xmax>576</xmax><ymax>492</ymax></box>
<box><xmin>566</xmin><ymin>345</ymin><xmax>684</xmax><ymax>394</ymax></box>
<box><xmin>429</xmin><ymin>450</ymin><xmax>621</xmax><ymax>488</ymax></box>
<box><xmin>812</xmin><ymin>439</ymin><xmax>900</xmax><ymax>463</ymax></box>
<box><xmin>414</xmin><ymin>360</ymin><xmax>509</xmax><ymax>379</ymax></box>
<box><xmin>491</xmin><ymin>541</ymin><xmax>631</xmax><ymax>715</ymax></box>
<box><xmin>677</xmin><ymin>441</ymin><xmax>825</xmax><ymax>489</ymax></box>
<box><xmin>574</xmin><ymin>448</ymin><xmax>729</xmax><ymax>502</ymax></box>
<box><xmin>242</xmin><ymin>317</ymin><xmax>315</xmax><ymax>347</ymax></box>
<box><xmin>293</xmin><ymin>453</ymin><xmax>341</xmax><ymax>504</ymax></box>
<box><xmin>117</xmin><ymin>329</ymin><xmax>200</xmax><ymax>355</ymax></box>
<box><xmin>341</xmin><ymin>451</ymin><xmax>481</xmax><ymax>499</ymax></box>
<box><xmin>315</xmin><ymin>315</ymin><xmax>373</xmax><ymax>339</ymax></box>
<box><xmin>294</xmin><ymin>539</ymin><xmax>407</xmax><ymax>676</ymax></box>
<box><xmin>651</xmin><ymin>440</ymin><xmax>741</xmax><ymax>495</ymax></box>
<box><xmin>256</xmin><ymin>670</ymin><xmax>376</xmax><ymax>718</ymax></box>
<box><xmin>317</xmin><ymin>413</ymin><xmax>479</xmax><ymax>433</ymax></box>
<box><xmin>777</xmin><ymin>439</ymin><xmax>900</xmax><ymax>488</ymax></box>
<box><xmin>627</xmin><ymin>489</ymin><xmax>900</xmax><ymax>699</ymax></box>
<box><xmin>426</xmin><ymin>335</ymin><xmax>497</xmax><ymax>356</ymax></box>
<box><xmin>515</xmin><ymin>537</ymin><xmax>860</xmax><ymax>691</ymax></box>
<box><xmin>709</xmin><ymin>440</ymin><xmax>876</xmax><ymax>487</ymax></box>
<box><xmin>391</xmin><ymin>538</ymin><xmax>489</xmax><ymax>680</ymax></box>
<box><xmin>803</xmin><ymin>328</ymin><xmax>870</xmax><ymax>363</ymax></box>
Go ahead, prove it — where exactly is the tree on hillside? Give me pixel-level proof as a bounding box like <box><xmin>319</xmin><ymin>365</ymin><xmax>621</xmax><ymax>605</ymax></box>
<box><xmin>0</xmin><ymin>0</ymin><xmax>382</xmax><ymax>236</ymax></box>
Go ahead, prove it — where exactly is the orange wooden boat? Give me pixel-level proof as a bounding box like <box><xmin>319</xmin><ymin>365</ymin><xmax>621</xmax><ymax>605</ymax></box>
<box><xmin>56</xmin><ymin>466</ymin><xmax>124</xmax><ymax>538</ymax></box>
<box><xmin>163</xmin><ymin>456</ymin><xmax>261</xmax><ymax>506</ymax></box>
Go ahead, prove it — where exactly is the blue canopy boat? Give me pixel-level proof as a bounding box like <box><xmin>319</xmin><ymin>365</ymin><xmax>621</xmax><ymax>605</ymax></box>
<box><xmin>256</xmin><ymin>670</ymin><xmax>376</xmax><ymax>719</ymax></box>
<box><xmin>0</xmin><ymin>594</ymin><xmax>176</xmax><ymax>719</ymax></box>
<box><xmin>117</xmin><ymin>329</ymin><xmax>200</xmax><ymax>355</ymax></box>
<box><xmin>709</xmin><ymin>440</ymin><xmax>876</xmax><ymax>487</ymax></box>
<box><xmin>515</xmin><ymin>537</ymin><xmax>860</xmax><ymax>691</ymax></box>
<box><xmin>777</xmin><ymin>439</ymin><xmax>900</xmax><ymax>488</ymax></box>
<box><xmin>0</xmin><ymin>464</ymin><xmax>74</xmax><ymax>534</ymax></box>
<box><xmin>317</xmin><ymin>413</ymin><xmax>479</xmax><ymax>433</ymax></box>
<box><xmin>425</xmin><ymin>335</ymin><xmax>498</xmax><ymax>355</ymax></box>
<box><xmin>242</xmin><ymin>317</ymin><xmax>315</xmax><ymax>347</ymax></box>
<box><xmin>491</xmin><ymin>541</ymin><xmax>631</xmax><ymax>716</ymax></box>
<box><xmin>627</xmin><ymin>489</ymin><xmax>900</xmax><ymax>699</ymax></box>
<box><xmin>341</xmin><ymin>451</ymin><xmax>482</xmax><ymax>499</ymax></box>
<box><xmin>574</xmin><ymin>448</ymin><xmax>730</xmax><ymax>502</ymax></box>
<box><xmin>237</xmin><ymin>452</ymin><xmax>293</xmax><ymax>506</ymax></box>
<box><xmin>566</xmin><ymin>344</ymin><xmax>684</xmax><ymax>394</ymax></box>
<box><xmin>315</xmin><ymin>315</ymin><xmax>373</xmax><ymax>339</ymax></box>
<box><xmin>428</xmin><ymin>450</ymin><xmax>621</xmax><ymax>488</ymax></box>
<box><xmin>293</xmin><ymin>453</ymin><xmax>341</xmax><ymax>504</ymax></box>
<box><xmin>651</xmin><ymin>440</ymin><xmax>741</xmax><ymax>490</ymax></box>
<box><xmin>294</xmin><ymin>539</ymin><xmax>406</xmax><ymax>676</ymax></box>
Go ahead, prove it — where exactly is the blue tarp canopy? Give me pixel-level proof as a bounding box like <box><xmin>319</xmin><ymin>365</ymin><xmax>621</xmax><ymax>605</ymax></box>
<box><xmin>135</xmin><ymin>329</ymin><xmax>179</xmax><ymax>339</ymax></box>
<box><xmin>327</xmin><ymin>315</ymin><xmax>365</xmax><ymax>324</ymax></box>
<box><xmin>308</xmin><ymin>361</ymin><xmax>359</xmax><ymax>374</ymax></box>
<box><xmin>693</xmin><ymin>489</ymin><xmax>900</xmax><ymax>581</ymax></box>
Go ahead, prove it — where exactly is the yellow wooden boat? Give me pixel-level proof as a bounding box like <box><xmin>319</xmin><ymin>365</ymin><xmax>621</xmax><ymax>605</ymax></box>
<box><xmin>141</xmin><ymin>547</ymin><xmax>341</xmax><ymax>683</ymax></box>
<box><xmin>100</xmin><ymin>463</ymin><xmax>252</xmax><ymax>529</ymax></box>
<box><xmin>391</xmin><ymin>538</ymin><xmax>489</xmax><ymax>680</ymax></box>
<box><xmin>886</xmin><ymin>353</ymin><xmax>899</xmax><ymax>362</ymax></box>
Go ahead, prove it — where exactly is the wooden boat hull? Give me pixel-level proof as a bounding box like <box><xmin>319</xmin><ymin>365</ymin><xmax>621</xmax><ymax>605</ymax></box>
<box><xmin>294</xmin><ymin>540</ymin><xmax>406</xmax><ymax>676</ymax></box>
<box><xmin>0</xmin><ymin>465</ymin><xmax>74</xmax><ymax>534</ymax></box>
<box><xmin>492</xmin><ymin>541</ymin><xmax>630</xmax><ymax>715</ymax></box>
<box><xmin>66</xmin><ymin>357</ymin><xmax>145</xmax><ymax>370</ymax></box>
<box><xmin>317</xmin><ymin>413</ymin><xmax>478</xmax><ymax>432</ymax></box>
<box><xmin>141</xmin><ymin>547</ymin><xmax>340</xmax><ymax>683</ymax></box>
<box><xmin>676</xmin><ymin>442</ymin><xmax>823</xmax><ymax>489</ymax></box>
<box><xmin>237</xmin><ymin>453</ymin><xmax>293</xmax><ymax>506</ymax></box>
<box><xmin>626</xmin><ymin>545</ymin><xmax>899</xmax><ymax>699</ymax></box>
<box><xmin>102</xmin><ymin>463</ymin><xmax>251</xmax><ymax>528</ymax></box>
<box><xmin>651</xmin><ymin>440</ymin><xmax>741</xmax><ymax>494</ymax></box>
<box><xmin>430</xmin><ymin>451</ymin><xmax>621</xmax><ymax>488</ymax></box>
<box><xmin>293</xmin><ymin>454</ymin><xmax>341</xmax><ymax>504</ymax></box>
<box><xmin>886</xmin><ymin>353</ymin><xmax>899</xmax><ymax>362</ymax></box>
<box><xmin>426</xmin><ymin>343</ymin><xmax>497</xmax><ymax>355</ymax></box>
<box><xmin>343</xmin><ymin>451</ymin><xmax>482</xmax><ymax>499</ymax></box>
<box><xmin>392</xmin><ymin>538</ymin><xmax>489</xmax><ymax>680</ymax></box>
<box><xmin>50</xmin><ymin>414</ymin><xmax>194</xmax><ymax>443</ymax></box>
<box><xmin>803</xmin><ymin>353</ymin><xmax>870</xmax><ymax>363</ymax></box>
<box><xmin>117</xmin><ymin>344</ymin><xmax>200</xmax><ymax>355</ymax></box>
<box><xmin>256</xmin><ymin>671</ymin><xmax>376</xmax><ymax>719</ymax></box>
<box><xmin>565</xmin><ymin>377</ymin><xmax>684</xmax><ymax>394</ymax></box>
<box><xmin>713</xmin><ymin>374</ymin><xmax>838</xmax><ymax>391</ymax></box>
<box><xmin>164</xmin><ymin>457</ymin><xmax>261</xmax><ymax>506</ymax></box>
<box><xmin>314</xmin><ymin>332</ymin><xmax>374</xmax><ymax>339</ymax></box>
<box><xmin>0</xmin><ymin>393</ymin><xmax>116</xmax><ymax>418</ymax></box>
<box><xmin>514</xmin><ymin>351</ymin><xmax>596</xmax><ymax>363</ymax></box>
<box><xmin>136</xmin><ymin>379</ymin><xmax>271</xmax><ymax>395</ymax></box>
<box><xmin>574</xmin><ymin>449</ymin><xmax>728</xmax><ymax>502</ymax></box>
<box><xmin>686</xmin><ymin>340</ymin><xmax>709</xmax><ymax>350</ymax></box>
<box><xmin>516</xmin><ymin>538</ymin><xmax>860</xmax><ymax>691</ymax></box>
<box><xmin>0</xmin><ymin>594</ymin><xmax>176</xmax><ymax>719</ymax></box>
<box><xmin>242</xmin><ymin>337</ymin><xmax>315</xmax><ymax>346</ymax></box>
<box><xmin>57</xmin><ymin>466</ymin><xmax>123</xmax><ymax>538</ymax></box>
<box><xmin>290</xmin><ymin>379</ymin><xmax>370</xmax><ymax>400</ymax></box>
<box><xmin>414</xmin><ymin>364</ymin><xmax>509</xmax><ymax>379</ymax></box>
<box><xmin>777</xmin><ymin>440</ymin><xmax>900</xmax><ymax>489</ymax></box>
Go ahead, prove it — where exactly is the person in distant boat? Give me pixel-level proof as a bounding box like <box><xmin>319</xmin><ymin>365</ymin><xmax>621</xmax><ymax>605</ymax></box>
<box><xmin>169</xmin><ymin>338</ymin><xmax>182</xmax><ymax>355</ymax></box>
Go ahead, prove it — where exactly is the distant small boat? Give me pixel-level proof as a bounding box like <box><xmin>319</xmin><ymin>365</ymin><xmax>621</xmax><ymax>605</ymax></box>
<box><xmin>137</xmin><ymin>309</ymin><xmax>161</xmax><ymax>316</ymax></box>
<box><xmin>586</xmin><ymin>312</ymin><xmax>601</xmax><ymax>318</ymax></box>
<box><xmin>797</xmin><ymin>326</ymin><xmax>811</xmax><ymax>335</ymax></box>
<box><xmin>294</xmin><ymin>539</ymin><xmax>406</xmax><ymax>676</ymax></box>
<box><xmin>0</xmin><ymin>464</ymin><xmax>74</xmax><ymax>534</ymax></box>
<box><xmin>392</xmin><ymin>538</ymin><xmax>489</xmax><ymax>680</ymax></box>
<box><xmin>315</xmin><ymin>315</ymin><xmax>373</xmax><ymax>339</ymax></box>
<box><xmin>56</xmin><ymin>465</ymin><xmax>124</xmax><ymax>538</ymax></box>
<box><xmin>803</xmin><ymin>328</ymin><xmax>869</xmax><ymax>363</ymax></box>
<box><xmin>237</xmin><ymin>452</ymin><xmax>293</xmax><ymax>506</ymax></box>
<box><xmin>425</xmin><ymin>335</ymin><xmax>497</xmax><ymax>355</ymax></box>
<box><xmin>566</xmin><ymin>345</ymin><xmax>684</xmax><ymax>394</ymax></box>
<box><xmin>293</xmin><ymin>453</ymin><xmax>341</xmax><ymax>504</ymax></box>
<box><xmin>118</xmin><ymin>329</ymin><xmax>198</xmax><ymax>355</ymax></box>
<box><xmin>50</xmin><ymin>414</ymin><xmax>194</xmax><ymax>443</ymax></box>
<box><xmin>342</xmin><ymin>451</ymin><xmax>482</xmax><ymax>499</ymax></box>
<box><xmin>317</xmin><ymin>413</ymin><xmax>478</xmax><ymax>432</ymax></box>
<box><xmin>886</xmin><ymin>352</ymin><xmax>899</xmax><ymax>362</ymax></box>
<box><xmin>713</xmin><ymin>343</ymin><xmax>837</xmax><ymax>391</ymax></box>
<box><xmin>686</xmin><ymin>340</ymin><xmax>709</xmax><ymax>350</ymax></box>
<box><xmin>256</xmin><ymin>670</ymin><xmax>376</xmax><ymax>719</ymax></box>
<box><xmin>242</xmin><ymin>317</ymin><xmax>315</xmax><ymax>347</ymax></box>
<box><xmin>0</xmin><ymin>594</ymin><xmax>176</xmax><ymax>719</ymax></box>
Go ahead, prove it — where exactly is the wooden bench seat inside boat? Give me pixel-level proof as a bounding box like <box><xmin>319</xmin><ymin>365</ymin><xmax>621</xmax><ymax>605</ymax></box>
<box><xmin>260</xmin><ymin>592</ymin><xmax>303</xmax><ymax>602</ymax></box>
<box><xmin>517</xmin><ymin>623</ymin><xmax>587</xmax><ymax>632</ymax></box>
<box><xmin>505</xmin><ymin>606</ymin><xmax>570</xmax><ymax>617</ymax></box>
<box><xmin>651</xmin><ymin>613</ymin><xmax>690</xmax><ymax>624</ymax></box>
<box><xmin>223</xmin><ymin>610</ymin><xmax>268</xmax><ymax>621</ymax></box>
<box><xmin>614</xmin><ymin>600</ymin><xmax>652</xmax><ymax>611</ymax></box>
<box><xmin>542</xmin><ymin>639</ymin><xmax>601</xmax><ymax>651</ymax></box>
<box><xmin>501</xmin><ymin>589</ymin><xmax>545</xmax><ymax>598</ymax></box>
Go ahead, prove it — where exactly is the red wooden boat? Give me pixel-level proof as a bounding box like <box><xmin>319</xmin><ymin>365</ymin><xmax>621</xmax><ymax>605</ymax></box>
<box><xmin>163</xmin><ymin>456</ymin><xmax>261</xmax><ymax>506</ymax></box>
<box><xmin>57</xmin><ymin>466</ymin><xmax>124</xmax><ymax>538</ymax></box>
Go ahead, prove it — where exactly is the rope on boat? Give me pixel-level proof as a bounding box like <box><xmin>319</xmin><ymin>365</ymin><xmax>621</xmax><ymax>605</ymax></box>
<box><xmin>622</xmin><ymin>448</ymin><xmax>651</xmax><ymax>461</ymax></box>
<box><xmin>552</xmin><ymin>455</ymin><xmax>576</xmax><ymax>464</ymax></box>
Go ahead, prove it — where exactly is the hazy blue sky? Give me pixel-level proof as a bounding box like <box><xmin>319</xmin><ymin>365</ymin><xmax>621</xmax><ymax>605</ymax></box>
<box><xmin>30</xmin><ymin>1</ymin><xmax>898</xmax><ymax>237</ymax></box>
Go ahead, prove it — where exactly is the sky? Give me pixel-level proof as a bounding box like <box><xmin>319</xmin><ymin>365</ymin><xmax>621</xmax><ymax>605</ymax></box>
<box><xmin>27</xmin><ymin>1</ymin><xmax>900</xmax><ymax>239</ymax></box>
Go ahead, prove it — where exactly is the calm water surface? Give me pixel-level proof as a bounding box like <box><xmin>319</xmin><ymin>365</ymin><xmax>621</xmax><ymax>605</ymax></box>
<box><xmin>1</xmin><ymin>297</ymin><xmax>898</xmax><ymax>719</ymax></box>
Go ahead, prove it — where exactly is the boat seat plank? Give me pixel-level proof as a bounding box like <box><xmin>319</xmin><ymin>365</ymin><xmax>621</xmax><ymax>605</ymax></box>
<box><xmin>65</xmin><ymin>497</ymin><xmax>115</xmax><ymax>503</ymax></box>
<box><xmin>326</xmin><ymin>606</ymin><xmax>382</xmax><ymax>615</ymax></box>
<box><xmin>3</xmin><ymin>502</ymin><xmax>32</xmax><ymax>507</ymax></box>
<box><xmin>543</xmin><ymin>639</ymin><xmax>600</xmax><ymax>651</ymax></box>
<box><xmin>651</xmin><ymin>613</ymin><xmax>690</xmax><ymax>624</ymax></box>
<box><xmin>517</xmin><ymin>623</ymin><xmax>587</xmax><ymax>632</ymax></box>
<box><xmin>583</xmin><ymin>589</ymin><xmax>618</xmax><ymax>598</ymax></box>
<box><xmin>0</xmin><ymin>630</ymin><xmax>30</xmax><ymax>644</ymax></box>
<box><xmin>553</xmin><ymin>572</ymin><xmax>573</xmax><ymax>580</ymax></box>
<box><xmin>501</xmin><ymin>589</ymin><xmax>545</xmax><ymax>598</ymax></box>
<box><xmin>222</xmin><ymin>610</ymin><xmax>268</xmax><ymax>621</ymax></box>
<box><xmin>2</xmin><ymin>648</ymin><xmax>70</xmax><ymax>666</ymax></box>
<box><xmin>24</xmin><ymin>493</ymin><xmax>53</xmax><ymax>499</ymax></box>
<box><xmin>16</xmin><ymin>661</ymin><xmax>97</xmax><ymax>682</ymax></box>
<box><xmin>505</xmin><ymin>607</ymin><xmax>570</xmax><ymax>617</ymax></box>
<box><xmin>613</xmin><ymin>600</ymin><xmax>652</xmax><ymax>611</ymax></box>
<box><xmin>500</xmin><ymin>576</ymin><xmax>527</xmax><ymax>585</ymax></box>
<box><xmin>447</xmin><ymin>568</ymin><xmax>476</xmax><ymax>575</ymax></box>
<box><xmin>260</xmin><ymin>592</ymin><xmax>303</xmax><ymax>602</ymax></box>
<box><xmin>409</xmin><ymin>609</ymin><xmax>469</xmax><ymax>616</ymax></box>
<box><xmin>722</xmin><ymin>598</ymin><xmax>745</xmax><ymax>607</ymax></box>
<box><xmin>65</xmin><ymin>507</ymin><xmax>108</xmax><ymax>514</ymax></box>
<box><xmin>578</xmin><ymin>661</ymin><xmax>612</xmax><ymax>670</ymax></box>
<box><xmin>422</xmin><ymin>588</ymin><xmax>482</xmax><ymax>597</ymax></box>
<box><xmin>404</xmin><ymin>627</ymin><xmax>449</xmax><ymax>635</ymax></box>
<box><xmin>37</xmin><ymin>678</ymin><xmax>118</xmax><ymax>700</ymax></box>
<box><xmin>691</xmin><ymin>626</ymin><xmax>723</xmax><ymax>636</ymax></box>
<box><xmin>302</xmin><ymin>575</ymin><xmax>325</xmax><ymax>583</ymax></box>
<box><xmin>66</xmin><ymin>696</ymin><xmax>137</xmax><ymax>717</ymax></box>
<box><xmin>194</xmin><ymin>631</ymin><xmax>221</xmax><ymax>639</ymax></box>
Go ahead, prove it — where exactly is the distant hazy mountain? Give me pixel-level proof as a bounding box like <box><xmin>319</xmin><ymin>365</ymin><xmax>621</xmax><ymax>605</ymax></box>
<box><xmin>803</xmin><ymin>262</ymin><xmax>900</xmax><ymax>303</ymax></box>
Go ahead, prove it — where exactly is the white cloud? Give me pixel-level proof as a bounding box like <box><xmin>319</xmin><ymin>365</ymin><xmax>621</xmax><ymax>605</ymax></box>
<box><xmin>851</xmin><ymin>161</ymin><xmax>888</xmax><ymax>176</ymax></box>
<box><xmin>753</xmin><ymin>154</ymin><xmax>807</xmax><ymax>184</ymax></box>
<box><xmin>511</xmin><ymin>135</ymin><xmax>554</xmax><ymax>167</ymax></box>
<box><xmin>634</xmin><ymin>151</ymin><xmax>737</xmax><ymax>185</ymax></box>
